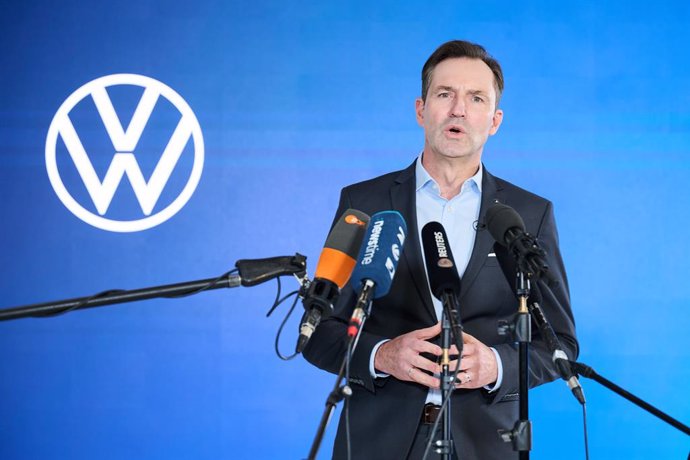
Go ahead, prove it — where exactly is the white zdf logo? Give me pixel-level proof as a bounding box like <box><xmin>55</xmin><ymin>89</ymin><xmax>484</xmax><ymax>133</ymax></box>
<box><xmin>45</xmin><ymin>74</ymin><xmax>204</xmax><ymax>232</ymax></box>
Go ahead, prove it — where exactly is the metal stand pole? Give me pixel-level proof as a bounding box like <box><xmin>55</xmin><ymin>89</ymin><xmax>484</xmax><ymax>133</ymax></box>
<box><xmin>307</xmin><ymin>358</ymin><xmax>353</xmax><ymax>460</ymax></box>
<box><xmin>430</xmin><ymin>291</ymin><xmax>464</xmax><ymax>458</ymax></box>
<box><xmin>498</xmin><ymin>271</ymin><xmax>532</xmax><ymax>459</ymax></box>
<box><xmin>307</xmin><ymin>290</ymin><xmax>374</xmax><ymax>460</ymax></box>
<box><xmin>438</xmin><ymin>306</ymin><xmax>454</xmax><ymax>459</ymax></box>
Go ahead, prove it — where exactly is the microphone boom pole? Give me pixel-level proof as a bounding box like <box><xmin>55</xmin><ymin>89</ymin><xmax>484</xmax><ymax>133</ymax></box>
<box><xmin>571</xmin><ymin>361</ymin><xmax>690</xmax><ymax>436</ymax></box>
<box><xmin>0</xmin><ymin>254</ymin><xmax>307</xmax><ymax>322</ymax></box>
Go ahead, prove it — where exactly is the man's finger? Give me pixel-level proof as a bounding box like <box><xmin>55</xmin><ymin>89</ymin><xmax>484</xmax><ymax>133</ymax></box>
<box><xmin>462</xmin><ymin>343</ymin><xmax>476</xmax><ymax>356</ymax></box>
<box><xmin>414</xmin><ymin>339</ymin><xmax>443</xmax><ymax>357</ymax></box>
<box><xmin>413</xmin><ymin>355</ymin><xmax>441</xmax><ymax>375</ymax></box>
<box><xmin>414</xmin><ymin>322</ymin><xmax>442</xmax><ymax>339</ymax></box>
<box><xmin>447</xmin><ymin>358</ymin><xmax>470</xmax><ymax>372</ymax></box>
<box><xmin>463</xmin><ymin>332</ymin><xmax>478</xmax><ymax>343</ymax></box>
<box><xmin>409</xmin><ymin>368</ymin><xmax>440</xmax><ymax>389</ymax></box>
<box><xmin>453</xmin><ymin>371</ymin><xmax>473</xmax><ymax>387</ymax></box>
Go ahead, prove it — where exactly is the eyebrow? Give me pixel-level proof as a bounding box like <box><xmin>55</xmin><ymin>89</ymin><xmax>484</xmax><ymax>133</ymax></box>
<box><xmin>433</xmin><ymin>86</ymin><xmax>489</xmax><ymax>96</ymax></box>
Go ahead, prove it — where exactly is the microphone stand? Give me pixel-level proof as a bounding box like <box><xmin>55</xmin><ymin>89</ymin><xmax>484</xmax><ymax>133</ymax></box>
<box><xmin>307</xmin><ymin>357</ymin><xmax>353</xmax><ymax>460</ymax></box>
<box><xmin>498</xmin><ymin>270</ymin><xmax>532</xmax><ymax>459</ymax></box>
<box><xmin>437</xmin><ymin>291</ymin><xmax>464</xmax><ymax>459</ymax></box>
<box><xmin>0</xmin><ymin>254</ymin><xmax>307</xmax><ymax>322</ymax></box>
<box><xmin>307</xmin><ymin>283</ymin><xmax>374</xmax><ymax>460</ymax></box>
<box><xmin>570</xmin><ymin>361</ymin><xmax>690</xmax><ymax>436</ymax></box>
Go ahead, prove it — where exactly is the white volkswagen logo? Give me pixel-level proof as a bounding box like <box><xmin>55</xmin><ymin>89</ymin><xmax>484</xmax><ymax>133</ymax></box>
<box><xmin>45</xmin><ymin>74</ymin><xmax>204</xmax><ymax>232</ymax></box>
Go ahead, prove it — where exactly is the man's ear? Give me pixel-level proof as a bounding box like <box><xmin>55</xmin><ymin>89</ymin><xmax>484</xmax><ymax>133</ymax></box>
<box><xmin>415</xmin><ymin>98</ymin><xmax>425</xmax><ymax>127</ymax></box>
<box><xmin>489</xmin><ymin>109</ymin><xmax>503</xmax><ymax>136</ymax></box>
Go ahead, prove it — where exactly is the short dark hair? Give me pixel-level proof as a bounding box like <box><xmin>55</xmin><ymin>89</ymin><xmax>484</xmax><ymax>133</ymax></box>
<box><xmin>421</xmin><ymin>40</ymin><xmax>504</xmax><ymax>105</ymax></box>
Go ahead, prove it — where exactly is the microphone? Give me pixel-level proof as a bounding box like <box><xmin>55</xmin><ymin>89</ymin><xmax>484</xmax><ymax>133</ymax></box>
<box><xmin>296</xmin><ymin>209</ymin><xmax>370</xmax><ymax>353</ymax></box>
<box><xmin>421</xmin><ymin>222</ymin><xmax>465</xmax><ymax>384</ymax></box>
<box><xmin>493</xmin><ymin>238</ymin><xmax>585</xmax><ymax>405</ymax></box>
<box><xmin>347</xmin><ymin>211</ymin><xmax>407</xmax><ymax>338</ymax></box>
<box><xmin>421</xmin><ymin>221</ymin><xmax>461</xmax><ymax>299</ymax></box>
<box><xmin>528</xmin><ymin>287</ymin><xmax>586</xmax><ymax>405</ymax></box>
<box><xmin>485</xmin><ymin>203</ymin><xmax>550</xmax><ymax>280</ymax></box>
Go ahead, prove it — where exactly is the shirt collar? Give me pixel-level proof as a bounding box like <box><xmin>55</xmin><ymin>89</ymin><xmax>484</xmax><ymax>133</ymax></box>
<box><xmin>415</xmin><ymin>154</ymin><xmax>483</xmax><ymax>194</ymax></box>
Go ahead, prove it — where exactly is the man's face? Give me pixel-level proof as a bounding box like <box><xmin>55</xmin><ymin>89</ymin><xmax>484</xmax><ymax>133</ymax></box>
<box><xmin>416</xmin><ymin>57</ymin><xmax>503</xmax><ymax>163</ymax></box>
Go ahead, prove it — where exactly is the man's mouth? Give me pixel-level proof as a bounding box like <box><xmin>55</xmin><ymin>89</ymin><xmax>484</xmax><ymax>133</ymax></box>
<box><xmin>445</xmin><ymin>125</ymin><xmax>465</xmax><ymax>135</ymax></box>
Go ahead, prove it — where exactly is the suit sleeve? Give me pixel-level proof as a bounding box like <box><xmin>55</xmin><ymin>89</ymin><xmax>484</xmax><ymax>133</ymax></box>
<box><xmin>489</xmin><ymin>201</ymin><xmax>578</xmax><ymax>404</ymax></box>
<box><xmin>302</xmin><ymin>188</ymin><xmax>388</xmax><ymax>394</ymax></box>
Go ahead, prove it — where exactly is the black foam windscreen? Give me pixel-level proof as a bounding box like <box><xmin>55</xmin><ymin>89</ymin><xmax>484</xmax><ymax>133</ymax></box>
<box><xmin>421</xmin><ymin>221</ymin><xmax>461</xmax><ymax>299</ymax></box>
<box><xmin>485</xmin><ymin>203</ymin><xmax>525</xmax><ymax>247</ymax></box>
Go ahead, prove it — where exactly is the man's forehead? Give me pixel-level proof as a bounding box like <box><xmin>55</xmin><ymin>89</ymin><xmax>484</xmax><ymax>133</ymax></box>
<box><xmin>430</xmin><ymin>57</ymin><xmax>496</xmax><ymax>91</ymax></box>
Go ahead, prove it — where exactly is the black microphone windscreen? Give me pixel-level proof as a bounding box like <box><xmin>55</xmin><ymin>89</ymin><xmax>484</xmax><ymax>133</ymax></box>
<box><xmin>485</xmin><ymin>203</ymin><xmax>525</xmax><ymax>246</ymax></box>
<box><xmin>421</xmin><ymin>221</ymin><xmax>461</xmax><ymax>299</ymax></box>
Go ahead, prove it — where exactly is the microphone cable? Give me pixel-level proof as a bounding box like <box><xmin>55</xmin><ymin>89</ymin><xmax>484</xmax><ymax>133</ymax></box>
<box><xmin>343</xmin><ymin>301</ymin><xmax>372</xmax><ymax>460</ymax></box>
<box><xmin>23</xmin><ymin>265</ymin><xmax>308</xmax><ymax>361</ymax></box>
<box><xmin>265</xmin><ymin>275</ymin><xmax>303</xmax><ymax>361</ymax></box>
<box><xmin>345</xmin><ymin>338</ymin><xmax>354</xmax><ymax>460</ymax></box>
<box><xmin>422</xmin><ymin>302</ymin><xmax>465</xmax><ymax>460</ymax></box>
<box><xmin>161</xmin><ymin>267</ymin><xmax>303</xmax><ymax>361</ymax></box>
<box><xmin>582</xmin><ymin>401</ymin><xmax>590</xmax><ymax>460</ymax></box>
<box><xmin>31</xmin><ymin>289</ymin><xmax>128</xmax><ymax>318</ymax></box>
<box><xmin>421</xmin><ymin>356</ymin><xmax>465</xmax><ymax>460</ymax></box>
<box><xmin>166</xmin><ymin>267</ymin><xmax>305</xmax><ymax>361</ymax></box>
<box><xmin>343</xmin><ymin>302</ymin><xmax>372</xmax><ymax>460</ymax></box>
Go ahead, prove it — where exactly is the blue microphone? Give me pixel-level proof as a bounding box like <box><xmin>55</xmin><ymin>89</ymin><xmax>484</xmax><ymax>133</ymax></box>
<box><xmin>347</xmin><ymin>211</ymin><xmax>407</xmax><ymax>337</ymax></box>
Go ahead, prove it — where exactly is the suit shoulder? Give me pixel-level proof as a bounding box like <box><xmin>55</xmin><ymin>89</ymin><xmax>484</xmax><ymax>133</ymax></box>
<box><xmin>341</xmin><ymin>168</ymin><xmax>408</xmax><ymax>199</ymax></box>
<box><xmin>493</xmin><ymin>175</ymin><xmax>553</xmax><ymax>208</ymax></box>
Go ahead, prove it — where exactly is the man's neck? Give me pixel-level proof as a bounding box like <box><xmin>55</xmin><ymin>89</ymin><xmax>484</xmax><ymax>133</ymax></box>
<box><xmin>421</xmin><ymin>152</ymin><xmax>481</xmax><ymax>200</ymax></box>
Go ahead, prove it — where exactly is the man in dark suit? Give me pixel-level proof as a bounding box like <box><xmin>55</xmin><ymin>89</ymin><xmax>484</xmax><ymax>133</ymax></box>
<box><xmin>303</xmin><ymin>40</ymin><xmax>578</xmax><ymax>460</ymax></box>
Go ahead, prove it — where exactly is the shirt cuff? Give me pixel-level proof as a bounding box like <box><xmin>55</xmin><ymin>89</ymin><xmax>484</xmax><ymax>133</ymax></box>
<box><xmin>369</xmin><ymin>339</ymin><xmax>391</xmax><ymax>379</ymax></box>
<box><xmin>483</xmin><ymin>347</ymin><xmax>503</xmax><ymax>393</ymax></box>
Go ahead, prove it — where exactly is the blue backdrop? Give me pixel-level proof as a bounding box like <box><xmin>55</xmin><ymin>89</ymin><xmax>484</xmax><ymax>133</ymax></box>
<box><xmin>1</xmin><ymin>1</ymin><xmax>689</xmax><ymax>459</ymax></box>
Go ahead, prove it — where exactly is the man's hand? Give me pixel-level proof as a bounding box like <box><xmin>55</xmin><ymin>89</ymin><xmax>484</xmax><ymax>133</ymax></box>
<box><xmin>374</xmin><ymin>323</ymin><xmax>443</xmax><ymax>389</ymax></box>
<box><xmin>374</xmin><ymin>325</ymin><xmax>498</xmax><ymax>390</ymax></box>
<box><xmin>452</xmin><ymin>332</ymin><xmax>498</xmax><ymax>389</ymax></box>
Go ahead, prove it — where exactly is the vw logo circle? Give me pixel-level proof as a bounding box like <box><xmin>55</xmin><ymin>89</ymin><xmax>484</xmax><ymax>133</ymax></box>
<box><xmin>45</xmin><ymin>74</ymin><xmax>204</xmax><ymax>232</ymax></box>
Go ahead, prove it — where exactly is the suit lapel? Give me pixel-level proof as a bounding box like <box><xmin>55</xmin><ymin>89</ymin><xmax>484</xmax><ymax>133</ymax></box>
<box><xmin>460</xmin><ymin>167</ymin><xmax>505</xmax><ymax>299</ymax></box>
<box><xmin>387</xmin><ymin>163</ymin><xmax>506</xmax><ymax>317</ymax></box>
<box><xmin>390</xmin><ymin>162</ymin><xmax>437</xmax><ymax>321</ymax></box>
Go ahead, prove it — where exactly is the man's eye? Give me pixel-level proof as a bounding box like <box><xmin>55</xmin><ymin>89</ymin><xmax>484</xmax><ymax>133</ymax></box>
<box><xmin>437</xmin><ymin>92</ymin><xmax>450</xmax><ymax>98</ymax></box>
<box><xmin>472</xmin><ymin>96</ymin><xmax>484</xmax><ymax>103</ymax></box>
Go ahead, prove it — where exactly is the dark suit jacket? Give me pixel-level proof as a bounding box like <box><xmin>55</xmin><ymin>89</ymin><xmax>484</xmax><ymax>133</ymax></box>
<box><xmin>303</xmin><ymin>160</ymin><xmax>578</xmax><ymax>460</ymax></box>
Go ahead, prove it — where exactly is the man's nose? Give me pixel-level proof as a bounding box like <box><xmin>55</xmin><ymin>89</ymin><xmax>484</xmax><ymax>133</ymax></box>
<box><xmin>449</xmin><ymin>97</ymin><xmax>466</xmax><ymax>118</ymax></box>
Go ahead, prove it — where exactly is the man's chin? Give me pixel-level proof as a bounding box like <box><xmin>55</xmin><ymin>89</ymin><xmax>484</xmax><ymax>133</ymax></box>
<box><xmin>436</xmin><ymin>148</ymin><xmax>475</xmax><ymax>160</ymax></box>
